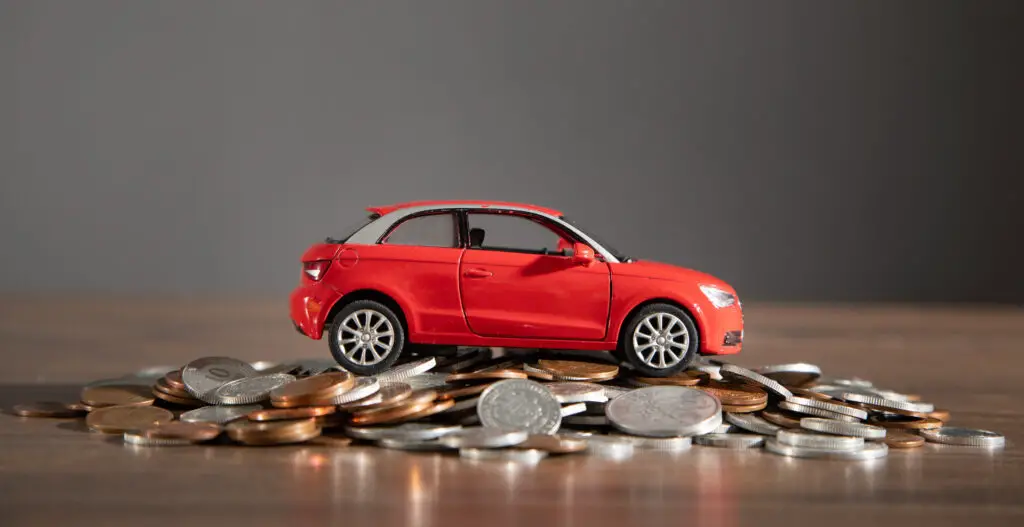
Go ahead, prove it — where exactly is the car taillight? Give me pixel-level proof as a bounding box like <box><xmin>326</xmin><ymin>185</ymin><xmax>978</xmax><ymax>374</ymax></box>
<box><xmin>303</xmin><ymin>260</ymin><xmax>331</xmax><ymax>281</ymax></box>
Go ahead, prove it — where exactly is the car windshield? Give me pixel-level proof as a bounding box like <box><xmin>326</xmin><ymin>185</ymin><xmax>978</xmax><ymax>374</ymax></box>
<box><xmin>326</xmin><ymin>214</ymin><xmax>379</xmax><ymax>243</ymax></box>
<box><xmin>559</xmin><ymin>215</ymin><xmax>631</xmax><ymax>262</ymax></box>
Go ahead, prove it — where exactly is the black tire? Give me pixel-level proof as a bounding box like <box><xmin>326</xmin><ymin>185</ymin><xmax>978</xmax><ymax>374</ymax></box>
<box><xmin>620</xmin><ymin>303</ymin><xmax>699</xmax><ymax>377</ymax></box>
<box><xmin>327</xmin><ymin>300</ymin><xmax>406</xmax><ymax>375</ymax></box>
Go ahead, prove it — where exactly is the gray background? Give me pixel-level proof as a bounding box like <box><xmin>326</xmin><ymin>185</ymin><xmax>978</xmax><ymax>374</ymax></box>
<box><xmin>2</xmin><ymin>1</ymin><xmax>1021</xmax><ymax>302</ymax></box>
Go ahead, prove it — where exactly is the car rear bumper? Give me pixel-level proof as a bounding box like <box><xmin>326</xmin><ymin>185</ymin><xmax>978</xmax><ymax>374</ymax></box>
<box><xmin>699</xmin><ymin>304</ymin><xmax>744</xmax><ymax>356</ymax></box>
<box><xmin>289</xmin><ymin>284</ymin><xmax>342</xmax><ymax>340</ymax></box>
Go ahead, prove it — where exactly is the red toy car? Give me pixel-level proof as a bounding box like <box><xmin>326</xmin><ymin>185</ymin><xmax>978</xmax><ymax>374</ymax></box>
<box><xmin>290</xmin><ymin>201</ymin><xmax>742</xmax><ymax>377</ymax></box>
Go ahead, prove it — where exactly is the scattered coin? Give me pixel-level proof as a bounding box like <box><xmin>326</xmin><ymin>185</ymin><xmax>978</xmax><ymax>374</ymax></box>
<box><xmin>403</xmin><ymin>372</ymin><xmax>451</xmax><ymax>390</ymax></box>
<box><xmin>536</xmin><ymin>359</ymin><xmax>619</xmax><ymax>382</ymax></box>
<box><xmin>151</xmin><ymin>388</ymin><xmax>204</xmax><ymax>407</ymax></box>
<box><xmin>584</xmin><ymin>436</ymin><xmax>637</xmax><ymax>459</ymax></box>
<box><xmin>787</xmin><ymin>387</ymin><xmax>834</xmax><ymax>401</ymax></box>
<box><xmin>712</xmin><ymin>423</ymin><xmax>734</xmax><ymax>433</ymax></box>
<box><xmin>719</xmin><ymin>364</ymin><xmax>793</xmax><ymax>399</ymax></box>
<box><xmin>840</xmin><ymin>392</ymin><xmax>935</xmax><ymax>415</ymax></box>
<box><xmin>868</xmin><ymin>414</ymin><xmax>943</xmax><ymax>430</ymax></box>
<box><xmin>521</xmin><ymin>364</ymin><xmax>557</xmax><ymax>381</ymax></box>
<box><xmin>181</xmin><ymin>357</ymin><xmax>258</xmax><ymax>403</ymax></box>
<box><xmin>607</xmin><ymin>434</ymin><xmax>693</xmax><ymax>451</ymax></box>
<box><xmin>778</xmin><ymin>400</ymin><xmax>862</xmax><ymax>423</ymax></box>
<box><xmin>760</xmin><ymin>409</ymin><xmax>805</xmax><ymax>429</ymax></box>
<box><xmin>225</xmin><ymin>418</ymin><xmax>321</xmax><ymax>445</ymax></box>
<box><xmin>270</xmin><ymin>372</ymin><xmax>355</xmax><ymax>407</ymax></box>
<box><xmin>560</xmin><ymin>402</ymin><xmax>587</xmax><ymax>417</ymax></box>
<box><xmin>248</xmin><ymin>406</ymin><xmax>337</xmax><ymax>422</ymax></box>
<box><xmin>378</xmin><ymin>438</ymin><xmax>452</xmax><ymax>451</ymax></box>
<box><xmin>777</xmin><ymin>429</ymin><xmax>864</xmax><ymax>450</ymax></box>
<box><xmin>694</xmin><ymin>433</ymin><xmax>765</xmax><ymax>448</ymax></box>
<box><xmin>436</xmin><ymin>383</ymin><xmax>490</xmax><ymax>401</ymax></box>
<box><xmin>307</xmin><ymin>435</ymin><xmax>354</xmax><ymax>447</ymax></box>
<box><xmin>349</xmin><ymin>397</ymin><xmax>437</xmax><ymax>426</ymax></box>
<box><xmin>329</xmin><ymin>377</ymin><xmax>382</xmax><ymax>405</ymax></box>
<box><xmin>693</xmin><ymin>380</ymin><xmax>768</xmax><ymax>406</ymax></box>
<box><xmin>606</xmin><ymin>386</ymin><xmax>721</xmax><ymax>437</ymax></box>
<box><xmin>631</xmin><ymin>371</ymin><xmax>704</xmax><ymax>387</ymax></box>
<box><xmin>402</xmin><ymin>399</ymin><xmax>456</xmax><ymax>421</ymax></box>
<box><xmin>355</xmin><ymin>387</ymin><xmax>432</xmax><ymax>414</ymax></box>
<box><xmin>345</xmin><ymin>423</ymin><xmax>464</xmax><ymax>441</ymax></box>
<box><xmin>11</xmin><ymin>402</ymin><xmax>88</xmax><ymax>418</ymax></box>
<box><xmin>139</xmin><ymin>421</ymin><xmax>223</xmax><ymax>442</ymax></box>
<box><xmin>375</xmin><ymin>358</ymin><xmax>437</xmax><ymax>382</ymax></box>
<box><xmin>163</xmin><ymin>370</ymin><xmax>187</xmax><ymax>391</ymax></box>
<box><xmin>786</xmin><ymin>396</ymin><xmax>868</xmax><ymax>420</ymax></box>
<box><xmin>885</xmin><ymin>431</ymin><xmax>926</xmax><ymax>449</ymax></box>
<box><xmin>446</xmin><ymin>370</ymin><xmax>528</xmax><ymax>383</ymax></box>
<box><xmin>437</xmin><ymin>427</ymin><xmax>529</xmax><ymax>449</ymax></box>
<box><xmin>765</xmin><ymin>439</ymin><xmax>888</xmax><ymax>460</ymax></box>
<box><xmin>929</xmin><ymin>409</ymin><xmax>951</xmax><ymax>421</ymax></box>
<box><xmin>721</xmin><ymin>401</ymin><xmax>768</xmax><ymax>413</ymax></box>
<box><xmin>725</xmin><ymin>412</ymin><xmax>782</xmax><ymax>436</ymax></box>
<box><xmin>919</xmin><ymin>427</ymin><xmax>1005</xmax><ymax>447</ymax></box>
<box><xmin>546</xmin><ymin>382</ymin><xmax>609</xmax><ymax>403</ymax></box>
<box><xmin>213</xmin><ymin>374</ymin><xmax>297</xmax><ymax>405</ymax></box>
<box><xmin>517</xmin><ymin>434</ymin><xmax>588</xmax><ymax>454</ymax></box>
<box><xmin>478</xmin><ymin>379</ymin><xmax>563</xmax><ymax>434</ymax></box>
<box><xmin>180</xmin><ymin>405</ymin><xmax>262</xmax><ymax>424</ymax></box>
<box><xmin>562</xmin><ymin>415</ymin><xmax>611</xmax><ymax>427</ymax></box>
<box><xmin>80</xmin><ymin>385</ymin><xmax>155</xmax><ymax>408</ymax></box>
<box><xmin>123</xmin><ymin>433</ymin><xmax>194</xmax><ymax>447</ymax></box>
<box><xmin>460</xmin><ymin>448</ymin><xmax>548</xmax><ymax>463</ymax></box>
<box><xmin>86</xmin><ymin>406</ymin><xmax>174</xmax><ymax>434</ymax></box>
<box><xmin>753</xmin><ymin>363</ymin><xmax>822</xmax><ymax>387</ymax></box>
<box><xmin>799</xmin><ymin>417</ymin><xmax>886</xmax><ymax>439</ymax></box>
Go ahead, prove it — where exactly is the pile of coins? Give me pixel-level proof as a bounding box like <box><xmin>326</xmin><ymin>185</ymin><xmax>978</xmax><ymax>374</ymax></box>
<box><xmin>10</xmin><ymin>349</ymin><xmax>1006</xmax><ymax>461</ymax></box>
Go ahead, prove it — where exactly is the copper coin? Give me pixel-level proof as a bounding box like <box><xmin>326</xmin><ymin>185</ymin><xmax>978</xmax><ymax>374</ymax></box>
<box><xmin>270</xmin><ymin>372</ymin><xmax>354</xmax><ymax>408</ymax></box>
<box><xmin>86</xmin><ymin>405</ymin><xmax>174</xmax><ymax>433</ymax></box>
<box><xmin>249</xmin><ymin>406</ymin><xmax>337</xmax><ymax>422</ymax></box>
<box><xmin>400</xmin><ymin>399</ymin><xmax>456</xmax><ymax>421</ymax></box>
<box><xmin>446</xmin><ymin>370</ymin><xmax>529</xmax><ymax>383</ymax></box>
<box><xmin>307</xmin><ymin>435</ymin><xmax>354</xmax><ymax>447</ymax></box>
<box><xmin>67</xmin><ymin>402</ymin><xmax>93</xmax><ymax>413</ymax></box>
<box><xmin>164</xmin><ymin>370</ymin><xmax>187</xmax><ymax>391</ymax></box>
<box><xmin>869</xmin><ymin>414</ymin><xmax>943</xmax><ymax>430</ymax></box>
<box><xmin>760</xmin><ymin>409</ymin><xmax>804</xmax><ymax>429</ymax></box>
<box><xmin>788</xmin><ymin>387</ymin><xmax>834</xmax><ymax>401</ymax></box>
<box><xmin>517</xmin><ymin>434</ymin><xmax>588</xmax><ymax>454</ymax></box>
<box><xmin>142</xmin><ymin>421</ymin><xmax>223</xmax><ymax>442</ymax></box>
<box><xmin>885</xmin><ymin>431</ymin><xmax>926</xmax><ymax>449</ymax></box>
<box><xmin>436</xmin><ymin>383</ymin><xmax>491</xmax><ymax>401</ymax></box>
<box><xmin>632</xmin><ymin>371</ymin><xmax>703</xmax><ymax>387</ymax></box>
<box><xmin>929</xmin><ymin>409</ymin><xmax>951</xmax><ymax>421</ymax></box>
<box><xmin>11</xmin><ymin>402</ymin><xmax>87</xmax><ymax>418</ymax></box>
<box><xmin>80</xmin><ymin>385</ymin><xmax>155</xmax><ymax>408</ymax></box>
<box><xmin>349</xmin><ymin>399</ymin><xmax>435</xmax><ymax>425</ymax></box>
<box><xmin>536</xmin><ymin>360</ymin><xmax>619</xmax><ymax>381</ymax></box>
<box><xmin>693</xmin><ymin>380</ymin><xmax>768</xmax><ymax>406</ymax></box>
<box><xmin>226</xmin><ymin>418</ymin><xmax>321</xmax><ymax>445</ymax></box>
<box><xmin>353</xmin><ymin>390</ymin><xmax>437</xmax><ymax>418</ymax></box>
<box><xmin>153</xmin><ymin>378</ymin><xmax>193</xmax><ymax>399</ymax></box>
<box><xmin>151</xmin><ymin>388</ymin><xmax>204</xmax><ymax>407</ymax></box>
<box><xmin>316</xmin><ymin>412</ymin><xmax>349</xmax><ymax>429</ymax></box>
<box><xmin>346</xmin><ymin>383</ymin><xmax>415</xmax><ymax>412</ymax></box>
<box><xmin>722</xmin><ymin>401</ymin><xmax>768</xmax><ymax>413</ymax></box>
<box><xmin>336</xmin><ymin>392</ymin><xmax>385</xmax><ymax>411</ymax></box>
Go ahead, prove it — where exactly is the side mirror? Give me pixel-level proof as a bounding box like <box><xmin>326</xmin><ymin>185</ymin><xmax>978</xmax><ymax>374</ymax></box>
<box><xmin>571</xmin><ymin>242</ymin><xmax>595</xmax><ymax>266</ymax></box>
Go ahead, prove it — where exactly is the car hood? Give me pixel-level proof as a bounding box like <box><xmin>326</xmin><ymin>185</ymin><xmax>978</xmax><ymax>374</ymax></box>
<box><xmin>613</xmin><ymin>259</ymin><xmax>733</xmax><ymax>290</ymax></box>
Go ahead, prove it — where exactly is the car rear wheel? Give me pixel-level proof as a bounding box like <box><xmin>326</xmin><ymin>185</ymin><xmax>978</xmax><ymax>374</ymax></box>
<box><xmin>621</xmin><ymin>303</ymin><xmax>698</xmax><ymax>377</ymax></box>
<box><xmin>328</xmin><ymin>300</ymin><xmax>405</xmax><ymax>375</ymax></box>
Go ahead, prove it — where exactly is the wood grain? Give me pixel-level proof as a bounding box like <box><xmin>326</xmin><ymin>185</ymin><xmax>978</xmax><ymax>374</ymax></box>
<box><xmin>1</xmin><ymin>296</ymin><xmax>1022</xmax><ymax>526</ymax></box>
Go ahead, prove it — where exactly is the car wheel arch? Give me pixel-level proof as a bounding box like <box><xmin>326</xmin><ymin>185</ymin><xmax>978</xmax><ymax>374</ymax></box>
<box><xmin>615</xmin><ymin>297</ymin><xmax>705</xmax><ymax>355</ymax></box>
<box><xmin>325</xmin><ymin>289</ymin><xmax>411</xmax><ymax>337</ymax></box>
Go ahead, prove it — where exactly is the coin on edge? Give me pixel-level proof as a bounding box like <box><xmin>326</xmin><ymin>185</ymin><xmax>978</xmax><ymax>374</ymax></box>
<box><xmin>181</xmin><ymin>357</ymin><xmax>258</xmax><ymax>403</ymax></box>
<box><xmin>477</xmin><ymin>379</ymin><xmax>563</xmax><ymax>434</ymax></box>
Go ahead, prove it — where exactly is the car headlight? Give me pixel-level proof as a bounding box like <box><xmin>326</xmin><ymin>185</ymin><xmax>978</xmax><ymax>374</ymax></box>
<box><xmin>700</xmin><ymin>285</ymin><xmax>736</xmax><ymax>308</ymax></box>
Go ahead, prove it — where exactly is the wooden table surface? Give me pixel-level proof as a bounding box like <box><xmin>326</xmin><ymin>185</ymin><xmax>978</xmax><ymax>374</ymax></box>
<box><xmin>1</xmin><ymin>296</ymin><xmax>1022</xmax><ymax>526</ymax></box>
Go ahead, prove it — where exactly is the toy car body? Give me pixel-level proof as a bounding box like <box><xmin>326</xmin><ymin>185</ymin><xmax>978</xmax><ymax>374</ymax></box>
<box><xmin>290</xmin><ymin>200</ymin><xmax>743</xmax><ymax>376</ymax></box>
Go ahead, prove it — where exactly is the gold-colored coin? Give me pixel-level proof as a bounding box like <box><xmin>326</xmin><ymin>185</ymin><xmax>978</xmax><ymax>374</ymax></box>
<box><xmin>163</xmin><ymin>370</ymin><xmax>187</xmax><ymax>391</ymax></box>
<box><xmin>151</xmin><ymin>387</ymin><xmax>204</xmax><ymax>407</ymax></box>
<box><xmin>86</xmin><ymin>405</ymin><xmax>174</xmax><ymax>434</ymax></box>
<box><xmin>270</xmin><ymin>372</ymin><xmax>354</xmax><ymax>408</ymax></box>
<box><xmin>248</xmin><ymin>406</ymin><xmax>337</xmax><ymax>422</ymax></box>
<box><xmin>351</xmin><ymin>390</ymin><xmax>437</xmax><ymax>420</ymax></box>
<box><xmin>446</xmin><ymin>370</ymin><xmax>528</xmax><ymax>383</ymax></box>
<box><xmin>400</xmin><ymin>399</ymin><xmax>455</xmax><ymax>421</ymax></box>
<box><xmin>345</xmin><ymin>383</ymin><xmax>415</xmax><ymax>412</ymax></box>
<box><xmin>11</xmin><ymin>402</ymin><xmax>87</xmax><ymax>418</ymax></box>
<box><xmin>536</xmin><ymin>360</ymin><xmax>619</xmax><ymax>381</ymax></box>
<box><xmin>632</xmin><ymin>371</ymin><xmax>703</xmax><ymax>387</ymax></box>
<box><xmin>693</xmin><ymin>380</ymin><xmax>768</xmax><ymax>406</ymax></box>
<box><xmin>760</xmin><ymin>409</ymin><xmax>803</xmax><ymax>429</ymax></box>
<box><xmin>80</xmin><ymin>385</ymin><xmax>155</xmax><ymax>408</ymax></box>
<box><xmin>153</xmin><ymin>378</ymin><xmax>193</xmax><ymax>399</ymax></box>
<box><xmin>226</xmin><ymin>418</ymin><xmax>321</xmax><ymax>445</ymax></box>
<box><xmin>869</xmin><ymin>414</ymin><xmax>943</xmax><ymax>430</ymax></box>
<box><xmin>517</xmin><ymin>434</ymin><xmax>588</xmax><ymax>453</ymax></box>
<box><xmin>929</xmin><ymin>409</ymin><xmax>951</xmax><ymax>422</ymax></box>
<box><xmin>141</xmin><ymin>421</ymin><xmax>223</xmax><ymax>442</ymax></box>
<box><xmin>349</xmin><ymin>398</ymin><xmax>435</xmax><ymax>425</ymax></box>
<box><xmin>436</xmin><ymin>383</ymin><xmax>490</xmax><ymax>401</ymax></box>
<box><xmin>307</xmin><ymin>435</ymin><xmax>354</xmax><ymax>447</ymax></box>
<box><xmin>721</xmin><ymin>401</ymin><xmax>768</xmax><ymax>413</ymax></box>
<box><xmin>885</xmin><ymin>431</ymin><xmax>926</xmax><ymax>448</ymax></box>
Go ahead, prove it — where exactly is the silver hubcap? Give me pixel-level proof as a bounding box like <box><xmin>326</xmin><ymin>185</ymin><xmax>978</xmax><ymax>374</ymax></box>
<box><xmin>337</xmin><ymin>309</ymin><xmax>395</xmax><ymax>366</ymax></box>
<box><xmin>632</xmin><ymin>312</ymin><xmax>689</xmax><ymax>369</ymax></box>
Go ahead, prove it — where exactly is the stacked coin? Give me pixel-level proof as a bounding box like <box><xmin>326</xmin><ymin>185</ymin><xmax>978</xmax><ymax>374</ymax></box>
<box><xmin>12</xmin><ymin>352</ymin><xmax>1006</xmax><ymax>460</ymax></box>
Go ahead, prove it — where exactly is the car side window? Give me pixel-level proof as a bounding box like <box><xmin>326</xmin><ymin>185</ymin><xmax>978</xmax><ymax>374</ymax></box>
<box><xmin>382</xmin><ymin>213</ymin><xmax>458</xmax><ymax>248</ymax></box>
<box><xmin>466</xmin><ymin>212</ymin><xmax>570</xmax><ymax>255</ymax></box>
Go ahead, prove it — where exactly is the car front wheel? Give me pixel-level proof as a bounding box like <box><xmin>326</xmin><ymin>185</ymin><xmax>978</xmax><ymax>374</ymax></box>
<box><xmin>327</xmin><ymin>300</ymin><xmax>405</xmax><ymax>375</ymax></box>
<box><xmin>621</xmin><ymin>303</ymin><xmax>699</xmax><ymax>377</ymax></box>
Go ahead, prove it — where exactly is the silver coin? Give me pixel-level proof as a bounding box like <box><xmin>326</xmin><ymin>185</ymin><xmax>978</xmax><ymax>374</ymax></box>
<box><xmin>778</xmin><ymin>400</ymin><xmax>862</xmax><ymax>422</ymax></box>
<box><xmin>558</xmin><ymin>430</ymin><xmax>595</xmax><ymax>439</ymax></box>
<box><xmin>840</xmin><ymin>392</ymin><xmax>934</xmax><ymax>414</ymax></box>
<box><xmin>823</xmin><ymin>377</ymin><xmax>874</xmax><ymax>388</ymax></box>
<box><xmin>752</xmin><ymin>363</ymin><xmax>822</xmax><ymax>387</ymax></box>
<box><xmin>607</xmin><ymin>434</ymin><xmax>692</xmax><ymax>451</ymax></box>
<box><xmin>919</xmin><ymin>427</ymin><xmax>1005</xmax><ymax>447</ymax></box>
<box><xmin>719</xmin><ymin>363</ymin><xmax>793</xmax><ymax>399</ymax></box>
<box><xmin>123</xmin><ymin>433</ymin><xmax>194</xmax><ymax>447</ymax></box>
<box><xmin>403</xmin><ymin>372</ymin><xmax>451</xmax><ymax>390</ymax></box>
<box><xmin>378</xmin><ymin>438</ymin><xmax>452</xmax><ymax>451</ymax></box>
<box><xmin>694</xmin><ymin>433</ymin><xmax>765</xmax><ymax>448</ymax></box>
<box><xmin>560</xmin><ymin>402</ymin><xmax>587</xmax><ymax>417</ymax></box>
<box><xmin>605</xmin><ymin>386</ymin><xmax>722</xmax><ymax>437</ymax></box>
<box><xmin>459</xmin><ymin>448</ymin><xmax>548</xmax><ymax>463</ymax></box>
<box><xmin>765</xmin><ymin>439</ymin><xmax>888</xmax><ymax>460</ymax></box>
<box><xmin>478</xmin><ymin>379</ymin><xmax>562</xmax><ymax>435</ymax></box>
<box><xmin>601</xmin><ymin>385</ymin><xmax>633</xmax><ymax>399</ymax></box>
<box><xmin>249</xmin><ymin>360</ymin><xmax>279</xmax><ymax>371</ymax></box>
<box><xmin>212</xmin><ymin>374</ymin><xmax>297</xmax><ymax>405</ymax></box>
<box><xmin>777</xmin><ymin>429</ymin><xmax>864</xmax><ymax>450</ymax></box>
<box><xmin>547</xmin><ymin>382</ymin><xmax>609</xmax><ymax>404</ymax></box>
<box><xmin>180</xmin><ymin>405</ymin><xmax>262</xmax><ymax>424</ymax></box>
<box><xmin>376</xmin><ymin>358</ymin><xmax>437</xmax><ymax>383</ymax></box>
<box><xmin>712</xmin><ymin>423</ymin><xmax>734</xmax><ymax>434</ymax></box>
<box><xmin>345</xmin><ymin>423</ymin><xmax>463</xmax><ymax>441</ymax></box>
<box><xmin>181</xmin><ymin>357</ymin><xmax>257</xmax><ymax>403</ymax></box>
<box><xmin>725</xmin><ymin>412</ymin><xmax>782</xmax><ymax>436</ymax></box>
<box><xmin>786</xmin><ymin>396</ymin><xmax>868</xmax><ymax>420</ymax></box>
<box><xmin>585</xmin><ymin>436</ymin><xmax>637</xmax><ymax>459</ymax></box>
<box><xmin>562</xmin><ymin>415</ymin><xmax>611</xmax><ymax>426</ymax></box>
<box><xmin>437</xmin><ymin>427</ymin><xmax>529</xmax><ymax>449</ymax></box>
<box><xmin>329</xmin><ymin>377</ymin><xmax>381</xmax><ymax>405</ymax></box>
<box><xmin>799</xmin><ymin>417</ymin><xmax>886</xmax><ymax>439</ymax></box>
<box><xmin>691</xmin><ymin>359</ymin><xmax>723</xmax><ymax>380</ymax></box>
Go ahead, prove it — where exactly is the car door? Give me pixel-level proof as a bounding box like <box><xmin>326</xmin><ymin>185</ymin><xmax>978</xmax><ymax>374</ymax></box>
<box><xmin>459</xmin><ymin>210</ymin><xmax>611</xmax><ymax>340</ymax></box>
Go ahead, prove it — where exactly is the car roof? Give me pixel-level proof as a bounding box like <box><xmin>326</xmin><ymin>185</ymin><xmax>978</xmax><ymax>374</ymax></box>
<box><xmin>367</xmin><ymin>200</ymin><xmax>563</xmax><ymax>217</ymax></box>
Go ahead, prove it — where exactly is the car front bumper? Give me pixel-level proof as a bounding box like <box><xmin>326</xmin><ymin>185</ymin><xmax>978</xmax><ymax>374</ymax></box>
<box><xmin>699</xmin><ymin>304</ymin><xmax>744</xmax><ymax>356</ymax></box>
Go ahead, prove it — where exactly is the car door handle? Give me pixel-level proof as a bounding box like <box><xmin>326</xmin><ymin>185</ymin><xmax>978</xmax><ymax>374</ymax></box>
<box><xmin>463</xmin><ymin>268</ymin><xmax>493</xmax><ymax>278</ymax></box>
